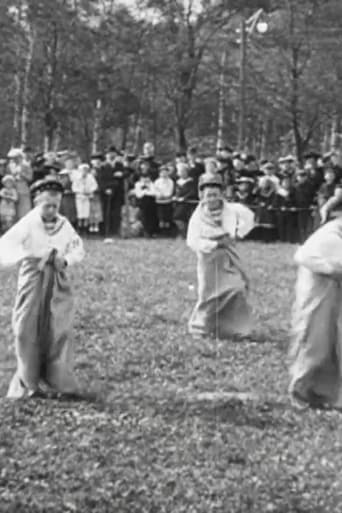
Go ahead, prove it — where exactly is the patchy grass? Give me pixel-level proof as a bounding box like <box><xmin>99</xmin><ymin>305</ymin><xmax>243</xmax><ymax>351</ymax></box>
<box><xmin>0</xmin><ymin>239</ymin><xmax>341</xmax><ymax>513</ymax></box>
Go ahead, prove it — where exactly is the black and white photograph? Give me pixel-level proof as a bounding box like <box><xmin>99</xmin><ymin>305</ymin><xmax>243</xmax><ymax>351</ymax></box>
<box><xmin>0</xmin><ymin>0</ymin><xmax>342</xmax><ymax>511</ymax></box>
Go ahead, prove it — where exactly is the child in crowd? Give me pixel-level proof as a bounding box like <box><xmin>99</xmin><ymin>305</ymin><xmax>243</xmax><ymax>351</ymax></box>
<box><xmin>134</xmin><ymin>170</ymin><xmax>158</xmax><ymax>237</ymax></box>
<box><xmin>273</xmin><ymin>175</ymin><xmax>296</xmax><ymax>242</ymax></box>
<box><xmin>72</xmin><ymin>164</ymin><xmax>98</xmax><ymax>232</ymax></box>
<box><xmin>0</xmin><ymin>175</ymin><xmax>18</xmax><ymax>232</ymax></box>
<box><xmin>235</xmin><ymin>177</ymin><xmax>254</xmax><ymax>205</ymax></box>
<box><xmin>121</xmin><ymin>191</ymin><xmax>143</xmax><ymax>238</ymax></box>
<box><xmin>89</xmin><ymin>166</ymin><xmax>103</xmax><ymax>233</ymax></box>
<box><xmin>314</xmin><ymin>166</ymin><xmax>340</xmax><ymax>228</ymax></box>
<box><xmin>58</xmin><ymin>169</ymin><xmax>77</xmax><ymax>226</ymax></box>
<box><xmin>154</xmin><ymin>165</ymin><xmax>174</xmax><ymax>230</ymax></box>
<box><xmin>173</xmin><ymin>162</ymin><xmax>197</xmax><ymax>237</ymax></box>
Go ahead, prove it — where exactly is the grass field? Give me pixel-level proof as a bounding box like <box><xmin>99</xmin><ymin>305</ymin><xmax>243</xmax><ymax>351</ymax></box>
<box><xmin>0</xmin><ymin>239</ymin><xmax>342</xmax><ymax>513</ymax></box>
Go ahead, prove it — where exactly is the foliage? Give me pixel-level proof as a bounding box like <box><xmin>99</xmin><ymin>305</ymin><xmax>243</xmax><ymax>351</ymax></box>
<box><xmin>1</xmin><ymin>0</ymin><xmax>342</xmax><ymax>158</ymax></box>
<box><xmin>1</xmin><ymin>240</ymin><xmax>342</xmax><ymax>511</ymax></box>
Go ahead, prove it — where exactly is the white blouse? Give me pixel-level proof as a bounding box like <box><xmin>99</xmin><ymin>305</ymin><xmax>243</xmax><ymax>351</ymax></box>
<box><xmin>0</xmin><ymin>207</ymin><xmax>85</xmax><ymax>269</ymax></box>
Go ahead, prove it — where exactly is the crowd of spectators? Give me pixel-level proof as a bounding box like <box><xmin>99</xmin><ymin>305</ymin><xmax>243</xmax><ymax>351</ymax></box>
<box><xmin>1</xmin><ymin>143</ymin><xmax>342</xmax><ymax>243</ymax></box>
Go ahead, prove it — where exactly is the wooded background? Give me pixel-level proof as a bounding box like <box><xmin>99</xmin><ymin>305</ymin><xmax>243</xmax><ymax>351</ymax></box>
<box><xmin>1</xmin><ymin>0</ymin><xmax>342</xmax><ymax>161</ymax></box>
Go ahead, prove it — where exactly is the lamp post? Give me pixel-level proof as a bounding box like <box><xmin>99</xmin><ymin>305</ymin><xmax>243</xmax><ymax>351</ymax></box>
<box><xmin>237</xmin><ymin>9</ymin><xmax>268</xmax><ymax>152</ymax></box>
<box><xmin>238</xmin><ymin>16</ymin><xmax>247</xmax><ymax>151</ymax></box>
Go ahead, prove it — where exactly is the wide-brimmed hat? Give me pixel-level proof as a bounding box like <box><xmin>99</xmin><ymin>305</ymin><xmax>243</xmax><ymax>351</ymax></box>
<box><xmin>7</xmin><ymin>148</ymin><xmax>24</xmax><ymax>160</ymax></box>
<box><xmin>278</xmin><ymin>154</ymin><xmax>296</xmax><ymax>163</ymax></box>
<box><xmin>1</xmin><ymin>174</ymin><xmax>16</xmax><ymax>186</ymax></box>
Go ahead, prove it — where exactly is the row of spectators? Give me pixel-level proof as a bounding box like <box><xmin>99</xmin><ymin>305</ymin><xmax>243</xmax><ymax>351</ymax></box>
<box><xmin>1</xmin><ymin>143</ymin><xmax>342</xmax><ymax>243</ymax></box>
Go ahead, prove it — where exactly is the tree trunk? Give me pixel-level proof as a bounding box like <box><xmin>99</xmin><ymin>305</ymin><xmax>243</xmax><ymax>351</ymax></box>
<box><xmin>12</xmin><ymin>71</ymin><xmax>22</xmax><ymax>147</ymax></box>
<box><xmin>92</xmin><ymin>98</ymin><xmax>102</xmax><ymax>153</ymax></box>
<box><xmin>44</xmin><ymin>25</ymin><xmax>58</xmax><ymax>153</ymax></box>
<box><xmin>216</xmin><ymin>49</ymin><xmax>227</xmax><ymax>151</ymax></box>
<box><xmin>330</xmin><ymin>114</ymin><xmax>339</xmax><ymax>150</ymax></box>
<box><xmin>176</xmin><ymin>121</ymin><xmax>187</xmax><ymax>152</ymax></box>
<box><xmin>52</xmin><ymin>122</ymin><xmax>62</xmax><ymax>152</ymax></box>
<box><xmin>21</xmin><ymin>26</ymin><xmax>36</xmax><ymax>148</ymax></box>
<box><xmin>238</xmin><ymin>17</ymin><xmax>247</xmax><ymax>151</ymax></box>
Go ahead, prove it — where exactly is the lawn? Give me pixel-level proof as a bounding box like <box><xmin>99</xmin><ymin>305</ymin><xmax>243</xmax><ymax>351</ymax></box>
<box><xmin>0</xmin><ymin>239</ymin><xmax>341</xmax><ymax>513</ymax></box>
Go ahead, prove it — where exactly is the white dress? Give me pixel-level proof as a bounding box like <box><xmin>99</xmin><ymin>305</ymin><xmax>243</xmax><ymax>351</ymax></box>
<box><xmin>72</xmin><ymin>174</ymin><xmax>98</xmax><ymax>219</ymax></box>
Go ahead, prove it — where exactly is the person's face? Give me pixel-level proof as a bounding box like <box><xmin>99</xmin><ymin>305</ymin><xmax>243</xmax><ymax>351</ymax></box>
<box><xmin>4</xmin><ymin>180</ymin><xmax>13</xmax><ymax>189</ymax></box>
<box><xmin>8</xmin><ymin>159</ymin><xmax>17</xmax><ymax>173</ymax></box>
<box><xmin>140</xmin><ymin>162</ymin><xmax>149</xmax><ymax>176</ymax></box>
<box><xmin>39</xmin><ymin>192</ymin><xmax>61</xmax><ymax>220</ymax></box>
<box><xmin>143</xmin><ymin>143</ymin><xmax>154</xmax><ymax>158</ymax></box>
<box><xmin>304</xmin><ymin>161</ymin><xmax>314</xmax><ymax>173</ymax></box>
<box><xmin>177</xmin><ymin>164</ymin><xmax>188</xmax><ymax>179</ymax></box>
<box><xmin>160</xmin><ymin>169</ymin><xmax>168</xmax><ymax>179</ymax></box>
<box><xmin>175</xmin><ymin>156</ymin><xmax>187</xmax><ymax>166</ymax></box>
<box><xmin>245</xmin><ymin>159</ymin><xmax>256</xmax><ymax>171</ymax></box>
<box><xmin>233</xmin><ymin>158</ymin><xmax>243</xmax><ymax>171</ymax></box>
<box><xmin>282</xmin><ymin>178</ymin><xmax>291</xmax><ymax>190</ymax></box>
<box><xmin>331</xmin><ymin>154</ymin><xmax>339</xmax><ymax>166</ymax></box>
<box><xmin>325</xmin><ymin>170</ymin><xmax>335</xmax><ymax>184</ymax></box>
<box><xmin>24</xmin><ymin>151</ymin><xmax>33</xmax><ymax>161</ymax></box>
<box><xmin>106</xmin><ymin>152</ymin><xmax>117</xmax><ymax>163</ymax></box>
<box><xmin>203</xmin><ymin>186</ymin><xmax>222</xmax><ymax>210</ymax></box>
<box><xmin>65</xmin><ymin>159</ymin><xmax>75</xmax><ymax>171</ymax></box>
<box><xmin>239</xmin><ymin>183</ymin><xmax>249</xmax><ymax>193</ymax></box>
<box><xmin>265</xmin><ymin>165</ymin><xmax>274</xmax><ymax>176</ymax></box>
<box><xmin>220</xmin><ymin>150</ymin><xmax>231</xmax><ymax>161</ymax></box>
<box><xmin>129</xmin><ymin>196</ymin><xmax>137</xmax><ymax>207</ymax></box>
<box><xmin>91</xmin><ymin>158</ymin><xmax>101</xmax><ymax>169</ymax></box>
<box><xmin>296</xmin><ymin>171</ymin><xmax>307</xmax><ymax>183</ymax></box>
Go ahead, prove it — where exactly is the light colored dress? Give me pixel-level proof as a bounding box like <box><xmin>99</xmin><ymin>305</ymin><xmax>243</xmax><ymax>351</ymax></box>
<box><xmin>72</xmin><ymin>173</ymin><xmax>98</xmax><ymax>220</ymax></box>
<box><xmin>0</xmin><ymin>187</ymin><xmax>18</xmax><ymax>230</ymax></box>
<box><xmin>89</xmin><ymin>169</ymin><xmax>103</xmax><ymax>225</ymax></box>
<box><xmin>289</xmin><ymin>217</ymin><xmax>342</xmax><ymax>408</ymax></box>
<box><xmin>13</xmin><ymin>163</ymin><xmax>32</xmax><ymax>219</ymax></box>
<box><xmin>0</xmin><ymin>207</ymin><xmax>85</xmax><ymax>398</ymax></box>
<box><xmin>187</xmin><ymin>201</ymin><xmax>255</xmax><ymax>339</ymax></box>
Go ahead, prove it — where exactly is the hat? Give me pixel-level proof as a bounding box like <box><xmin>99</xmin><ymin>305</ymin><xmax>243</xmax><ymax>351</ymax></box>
<box><xmin>199</xmin><ymin>173</ymin><xmax>223</xmax><ymax>191</ymax></box>
<box><xmin>2</xmin><ymin>174</ymin><xmax>15</xmax><ymax>186</ymax></box>
<box><xmin>59</xmin><ymin>169</ymin><xmax>69</xmax><ymax>176</ymax></box>
<box><xmin>91</xmin><ymin>152</ymin><xmax>104</xmax><ymax>161</ymax></box>
<box><xmin>245</xmin><ymin>154</ymin><xmax>256</xmax><ymax>164</ymax></box>
<box><xmin>7</xmin><ymin>148</ymin><xmax>24</xmax><ymax>159</ymax></box>
<box><xmin>261</xmin><ymin>161</ymin><xmax>275</xmax><ymax>170</ymax></box>
<box><xmin>188</xmin><ymin>146</ymin><xmax>197</xmax><ymax>154</ymax></box>
<box><xmin>237</xmin><ymin>177</ymin><xmax>254</xmax><ymax>184</ymax></box>
<box><xmin>30</xmin><ymin>177</ymin><xmax>64</xmax><ymax>196</ymax></box>
<box><xmin>218</xmin><ymin>145</ymin><xmax>233</xmax><ymax>153</ymax></box>
<box><xmin>303</xmin><ymin>151</ymin><xmax>321</xmax><ymax>160</ymax></box>
<box><xmin>107</xmin><ymin>145</ymin><xmax>122</xmax><ymax>155</ymax></box>
<box><xmin>43</xmin><ymin>163</ymin><xmax>61</xmax><ymax>173</ymax></box>
<box><xmin>279</xmin><ymin>154</ymin><xmax>295</xmax><ymax>163</ymax></box>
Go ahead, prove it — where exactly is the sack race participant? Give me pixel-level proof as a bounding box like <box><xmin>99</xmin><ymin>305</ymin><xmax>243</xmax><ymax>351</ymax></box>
<box><xmin>187</xmin><ymin>173</ymin><xmax>255</xmax><ymax>339</ymax></box>
<box><xmin>289</xmin><ymin>216</ymin><xmax>342</xmax><ymax>410</ymax></box>
<box><xmin>0</xmin><ymin>177</ymin><xmax>85</xmax><ymax>399</ymax></box>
